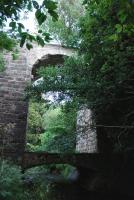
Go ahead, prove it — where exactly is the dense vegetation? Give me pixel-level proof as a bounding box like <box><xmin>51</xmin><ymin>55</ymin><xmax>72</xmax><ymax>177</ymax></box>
<box><xmin>30</xmin><ymin>0</ymin><xmax>134</xmax><ymax>152</ymax></box>
<box><xmin>0</xmin><ymin>160</ymin><xmax>75</xmax><ymax>200</ymax></box>
<box><xmin>26</xmin><ymin>100</ymin><xmax>77</xmax><ymax>153</ymax></box>
<box><xmin>42</xmin><ymin>0</ymin><xmax>84</xmax><ymax>47</ymax></box>
<box><xmin>1</xmin><ymin>0</ymin><xmax>134</xmax><ymax>199</ymax></box>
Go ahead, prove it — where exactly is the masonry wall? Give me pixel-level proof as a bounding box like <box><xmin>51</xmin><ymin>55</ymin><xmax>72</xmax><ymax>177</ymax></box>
<box><xmin>76</xmin><ymin>108</ymin><xmax>97</xmax><ymax>153</ymax></box>
<box><xmin>0</xmin><ymin>49</ymin><xmax>30</xmax><ymax>156</ymax></box>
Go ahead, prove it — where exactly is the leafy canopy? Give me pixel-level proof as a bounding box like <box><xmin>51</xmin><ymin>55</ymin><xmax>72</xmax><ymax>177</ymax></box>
<box><xmin>41</xmin><ymin>0</ymin><xmax>84</xmax><ymax>48</ymax></box>
<box><xmin>28</xmin><ymin>0</ymin><xmax>134</xmax><ymax>152</ymax></box>
<box><xmin>0</xmin><ymin>0</ymin><xmax>58</xmax><ymax>50</ymax></box>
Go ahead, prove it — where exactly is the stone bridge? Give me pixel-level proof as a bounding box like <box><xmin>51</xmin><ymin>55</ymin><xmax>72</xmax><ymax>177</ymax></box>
<box><xmin>0</xmin><ymin>44</ymin><xmax>133</xmax><ymax>196</ymax></box>
<box><xmin>0</xmin><ymin>44</ymin><xmax>97</xmax><ymax>158</ymax></box>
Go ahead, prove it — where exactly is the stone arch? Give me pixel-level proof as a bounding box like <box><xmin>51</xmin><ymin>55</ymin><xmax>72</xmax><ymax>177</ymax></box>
<box><xmin>0</xmin><ymin>44</ymin><xmax>97</xmax><ymax>158</ymax></box>
<box><xmin>32</xmin><ymin>54</ymin><xmax>67</xmax><ymax>79</ymax></box>
<box><xmin>0</xmin><ymin>44</ymin><xmax>74</xmax><ymax>157</ymax></box>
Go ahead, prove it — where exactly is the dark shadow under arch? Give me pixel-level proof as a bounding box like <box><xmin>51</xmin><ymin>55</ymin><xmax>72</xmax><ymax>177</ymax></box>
<box><xmin>32</xmin><ymin>54</ymin><xmax>68</xmax><ymax>79</ymax></box>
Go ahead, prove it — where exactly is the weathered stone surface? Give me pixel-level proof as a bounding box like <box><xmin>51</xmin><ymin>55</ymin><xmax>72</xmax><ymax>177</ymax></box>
<box><xmin>76</xmin><ymin>107</ymin><xmax>97</xmax><ymax>153</ymax></box>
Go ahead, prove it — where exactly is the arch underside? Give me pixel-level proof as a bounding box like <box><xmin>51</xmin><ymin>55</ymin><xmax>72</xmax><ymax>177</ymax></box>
<box><xmin>32</xmin><ymin>54</ymin><xmax>66</xmax><ymax>78</ymax></box>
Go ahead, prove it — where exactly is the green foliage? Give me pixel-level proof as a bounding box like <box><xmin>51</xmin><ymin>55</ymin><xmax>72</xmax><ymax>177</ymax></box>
<box><xmin>58</xmin><ymin>164</ymin><xmax>75</xmax><ymax>179</ymax></box>
<box><xmin>0</xmin><ymin>160</ymin><xmax>26</xmax><ymax>200</ymax></box>
<box><xmin>0</xmin><ymin>54</ymin><xmax>5</xmax><ymax>72</ymax></box>
<box><xmin>27</xmin><ymin>101</ymin><xmax>45</xmax><ymax>135</ymax></box>
<box><xmin>26</xmin><ymin>101</ymin><xmax>46</xmax><ymax>150</ymax></box>
<box><xmin>0</xmin><ymin>32</ymin><xmax>16</xmax><ymax>51</ymax></box>
<box><xmin>0</xmin><ymin>32</ymin><xmax>20</xmax><ymax>64</ymax></box>
<box><xmin>79</xmin><ymin>0</ymin><xmax>134</xmax><ymax>151</ymax></box>
<box><xmin>26</xmin><ymin>101</ymin><xmax>76</xmax><ymax>153</ymax></box>
<box><xmin>22</xmin><ymin>166</ymin><xmax>55</xmax><ymax>200</ymax></box>
<box><xmin>28</xmin><ymin>58</ymin><xmax>87</xmax><ymax>103</ymax></box>
<box><xmin>39</xmin><ymin>131</ymin><xmax>75</xmax><ymax>153</ymax></box>
<box><xmin>38</xmin><ymin>105</ymin><xmax>76</xmax><ymax>153</ymax></box>
<box><xmin>43</xmin><ymin>107</ymin><xmax>64</xmax><ymax>129</ymax></box>
<box><xmin>0</xmin><ymin>0</ymin><xmax>58</xmax><ymax>50</ymax></box>
<box><xmin>24</xmin><ymin>164</ymin><xmax>77</xmax><ymax>200</ymax></box>
<box><xmin>42</xmin><ymin>0</ymin><xmax>84</xmax><ymax>47</ymax></box>
<box><xmin>29</xmin><ymin>0</ymin><xmax>134</xmax><ymax>152</ymax></box>
<box><xmin>0</xmin><ymin>160</ymin><xmax>74</xmax><ymax>200</ymax></box>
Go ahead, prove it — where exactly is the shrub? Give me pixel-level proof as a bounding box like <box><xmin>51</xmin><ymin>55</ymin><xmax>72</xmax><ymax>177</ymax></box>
<box><xmin>0</xmin><ymin>160</ymin><xmax>27</xmax><ymax>200</ymax></box>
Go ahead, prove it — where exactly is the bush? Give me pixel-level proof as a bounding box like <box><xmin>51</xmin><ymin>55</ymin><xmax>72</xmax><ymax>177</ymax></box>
<box><xmin>26</xmin><ymin>102</ymin><xmax>76</xmax><ymax>153</ymax></box>
<box><xmin>0</xmin><ymin>160</ymin><xmax>27</xmax><ymax>200</ymax></box>
<box><xmin>0</xmin><ymin>160</ymin><xmax>58</xmax><ymax>200</ymax></box>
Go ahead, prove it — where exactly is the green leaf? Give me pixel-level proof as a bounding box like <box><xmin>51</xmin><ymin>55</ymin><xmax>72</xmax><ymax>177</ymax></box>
<box><xmin>20</xmin><ymin>32</ymin><xmax>27</xmax><ymax>47</ymax></box>
<box><xmin>43</xmin><ymin>0</ymin><xmax>57</xmax><ymax>10</ymax></box>
<box><xmin>42</xmin><ymin>32</ymin><xmax>52</xmax><ymax>42</ymax></box>
<box><xmin>5</xmin><ymin>6</ymin><xmax>11</xmax><ymax>16</ymax></box>
<box><xmin>18</xmin><ymin>23</ymin><xmax>25</xmax><ymax>33</ymax></box>
<box><xmin>0</xmin><ymin>19</ymin><xmax>2</xmax><ymax>26</ymax></box>
<box><xmin>12</xmin><ymin>52</ymin><xmax>19</xmax><ymax>60</ymax></box>
<box><xmin>43</xmin><ymin>0</ymin><xmax>58</xmax><ymax>20</ymax></box>
<box><xmin>39</xmin><ymin>13</ymin><xmax>47</xmax><ymax>25</ymax></box>
<box><xmin>9</xmin><ymin>21</ymin><xmax>16</xmax><ymax>30</ymax></box>
<box><xmin>35</xmin><ymin>9</ymin><xmax>42</xmax><ymax>19</ymax></box>
<box><xmin>27</xmin><ymin>1</ymin><xmax>32</xmax><ymax>10</ymax></box>
<box><xmin>82</xmin><ymin>0</ymin><xmax>88</xmax><ymax>5</ymax></box>
<box><xmin>33</xmin><ymin>1</ymin><xmax>39</xmax><ymax>9</ymax></box>
<box><xmin>42</xmin><ymin>32</ymin><xmax>50</xmax><ymax>37</ymax></box>
<box><xmin>36</xmin><ymin>35</ymin><xmax>45</xmax><ymax>46</ymax></box>
<box><xmin>48</xmin><ymin>10</ymin><xmax>58</xmax><ymax>21</ymax></box>
<box><xmin>26</xmin><ymin>43</ymin><xmax>33</xmax><ymax>50</ymax></box>
<box><xmin>109</xmin><ymin>34</ymin><xmax>118</xmax><ymax>41</ymax></box>
<box><xmin>38</xmin><ymin>29</ymin><xmax>42</xmax><ymax>33</ymax></box>
<box><xmin>35</xmin><ymin>10</ymin><xmax>47</xmax><ymax>25</ymax></box>
<box><xmin>18</xmin><ymin>23</ymin><xmax>25</xmax><ymax>29</ymax></box>
<box><xmin>12</xmin><ymin>8</ymin><xmax>18</xmax><ymax>18</ymax></box>
<box><xmin>115</xmin><ymin>24</ymin><xmax>122</xmax><ymax>33</ymax></box>
<box><xmin>20</xmin><ymin>38</ymin><xmax>26</xmax><ymax>47</ymax></box>
<box><xmin>28</xmin><ymin>34</ymin><xmax>36</xmax><ymax>42</ymax></box>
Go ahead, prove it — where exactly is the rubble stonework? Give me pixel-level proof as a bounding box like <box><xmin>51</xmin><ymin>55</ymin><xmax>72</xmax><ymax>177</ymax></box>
<box><xmin>76</xmin><ymin>107</ymin><xmax>97</xmax><ymax>153</ymax></box>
